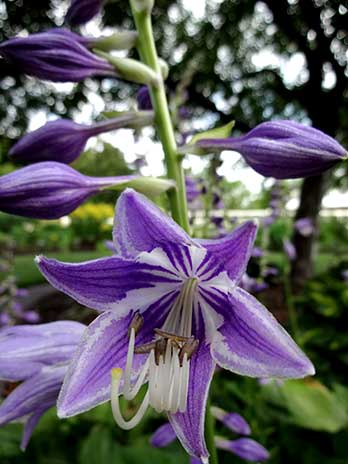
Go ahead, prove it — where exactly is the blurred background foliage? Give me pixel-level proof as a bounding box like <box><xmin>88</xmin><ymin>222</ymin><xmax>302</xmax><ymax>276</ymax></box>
<box><xmin>1</xmin><ymin>1</ymin><xmax>348</xmax><ymax>464</ymax></box>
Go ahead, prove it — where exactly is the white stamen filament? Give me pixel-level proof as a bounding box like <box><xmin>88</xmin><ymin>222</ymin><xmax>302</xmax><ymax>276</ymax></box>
<box><xmin>111</xmin><ymin>278</ymin><xmax>198</xmax><ymax>429</ymax></box>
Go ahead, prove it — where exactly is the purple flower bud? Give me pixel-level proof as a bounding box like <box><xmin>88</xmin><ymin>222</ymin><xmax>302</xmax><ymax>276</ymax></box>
<box><xmin>211</xmin><ymin>407</ymin><xmax>251</xmax><ymax>435</ymax></box>
<box><xmin>0</xmin><ymin>31</ymin><xmax>114</xmax><ymax>82</ymax></box>
<box><xmin>342</xmin><ymin>270</ymin><xmax>348</xmax><ymax>282</ymax></box>
<box><xmin>150</xmin><ymin>423</ymin><xmax>176</xmax><ymax>448</ymax></box>
<box><xmin>0</xmin><ymin>312</ymin><xmax>11</xmax><ymax>327</ymax></box>
<box><xmin>294</xmin><ymin>217</ymin><xmax>314</xmax><ymax>237</ymax></box>
<box><xmin>283</xmin><ymin>239</ymin><xmax>296</xmax><ymax>261</ymax></box>
<box><xmin>216</xmin><ymin>437</ymin><xmax>270</xmax><ymax>462</ymax></box>
<box><xmin>66</xmin><ymin>0</ymin><xmax>105</xmax><ymax>26</ymax></box>
<box><xmin>137</xmin><ymin>86</ymin><xmax>153</xmax><ymax>110</ymax></box>
<box><xmin>0</xmin><ymin>162</ymin><xmax>141</xmax><ymax>219</ymax></box>
<box><xmin>251</xmin><ymin>247</ymin><xmax>264</xmax><ymax>259</ymax></box>
<box><xmin>22</xmin><ymin>310</ymin><xmax>40</xmax><ymax>323</ymax></box>
<box><xmin>9</xmin><ymin>112</ymin><xmax>153</xmax><ymax>164</ymax></box>
<box><xmin>197</xmin><ymin>120</ymin><xmax>347</xmax><ymax>179</ymax></box>
<box><xmin>262</xmin><ymin>266</ymin><xmax>279</xmax><ymax>278</ymax></box>
<box><xmin>240</xmin><ymin>275</ymin><xmax>268</xmax><ymax>293</ymax></box>
<box><xmin>185</xmin><ymin>177</ymin><xmax>201</xmax><ymax>203</ymax></box>
<box><xmin>15</xmin><ymin>289</ymin><xmax>29</xmax><ymax>298</ymax></box>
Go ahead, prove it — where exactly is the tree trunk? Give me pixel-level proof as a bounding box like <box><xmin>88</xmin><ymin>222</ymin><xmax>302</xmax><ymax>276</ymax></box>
<box><xmin>290</xmin><ymin>173</ymin><xmax>327</xmax><ymax>292</ymax></box>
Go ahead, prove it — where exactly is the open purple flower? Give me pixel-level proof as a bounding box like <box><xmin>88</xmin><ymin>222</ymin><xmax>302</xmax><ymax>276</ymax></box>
<box><xmin>66</xmin><ymin>0</ymin><xmax>105</xmax><ymax>26</ymax></box>
<box><xmin>36</xmin><ymin>189</ymin><xmax>314</xmax><ymax>461</ymax></box>
<box><xmin>0</xmin><ymin>162</ymin><xmax>173</xmax><ymax>219</ymax></box>
<box><xmin>197</xmin><ymin>120</ymin><xmax>347</xmax><ymax>179</ymax></box>
<box><xmin>9</xmin><ymin>112</ymin><xmax>153</xmax><ymax>164</ymax></box>
<box><xmin>0</xmin><ymin>31</ymin><xmax>114</xmax><ymax>82</ymax></box>
<box><xmin>0</xmin><ymin>321</ymin><xmax>85</xmax><ymax>449</ymax></box>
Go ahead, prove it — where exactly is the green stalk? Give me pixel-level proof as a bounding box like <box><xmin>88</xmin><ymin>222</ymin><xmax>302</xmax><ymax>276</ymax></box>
<box><xmin>130</xmin><ymin>3</ymin><xmax>218</xmax><ymax>462</ymax></box>
<box><xmin>129</xmin><ymin>2</ymin><xmax>190</xmax><ymax>231</ymax></box>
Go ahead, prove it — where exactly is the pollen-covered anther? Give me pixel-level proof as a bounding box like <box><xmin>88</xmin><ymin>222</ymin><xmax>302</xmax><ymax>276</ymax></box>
<box><xmin>179</xmin><ymin>338</ymin><xmax>199</xmax><ymax>366</ymax></box>
<box><xmin>128</xmin><ymin>312</ymin><xmax>144</xmax><ymax>338</ymax></box>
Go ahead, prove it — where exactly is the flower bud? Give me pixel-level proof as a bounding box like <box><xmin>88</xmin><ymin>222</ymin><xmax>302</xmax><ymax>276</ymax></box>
<box><xmin>294</xmin><ymin>217</ymin><xmax>314</xmax><ymax>237</ymax></box>
<box><xmin>283</xmin><ymin>239</ymin><xmax>296</xmax><ymax>261</ymax></box>
<box><xmin>66</xmin><ymin>0</ymin><xmax>105</xmax><ymax>26</ymax></box>
<box><xmin>9</xmin><ymin>111</ymin><xmax>154</xmax><ymax>164</ymax></box>
<box><xmin>150</xmin><ymin>423</ymin><xmax>176</xmax><ymax>448</ymax></box>
<box><xmin>0</xmin><ymin>31</ymin><xmax>114</xmax><ymax>82</ymax></box>
<box><xmin>137</xmin><ymin>86</ymin><xmax>152</xmax><ymax>110</ymax></box>
<box><xmin>0</xmin><ymin>162</ymin><xmax>174</xmax><ymax>219</ymax></box>
<box><xmin>211</xmin><ymin>406</ymin><xmax>251</xmax><ymax>435</ymax></box>
<box><xmin>197</xmin><ymin>120</ymin><xmax>348</xmax><ymax>179</ymax></box>
<box><xmin>215</xmin><ymin>437</ymin><xmax>269</xmax><ymax>462</ymax></box>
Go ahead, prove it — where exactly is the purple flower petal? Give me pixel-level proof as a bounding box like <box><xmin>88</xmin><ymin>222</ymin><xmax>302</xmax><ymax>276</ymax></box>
<box><xmin>137</xmin><ymin>86</ymin><xmax>152</xmax><ymax>110</ymax></box>
<box><xmin>283</xmin><ymin>239</ymin><xmax>296</xmax><ymax>261</ymax></box>
<box><xmin>216</xmin><ymin>437</ymin><xmax>270</xmax><ymax>462</ymax></box>
<box><xmin>196</xmin><ymin>222</ymin><xmax>257</xmax><ymax>283</ymax></box>
<box><xmin>0</xmin><ymin>364</ymin><xmax>66</xmax><ymax>426</ymax></box>
<box><xmin>197</xmin><ymin>120</ymin><xmax>347</xmax><ymax>179</ymax></box>
<box><xmin>150</xmin><ymin>423</ymin><xmax>177</xmax><ymax>448</ymax></box>
<box><xmin>0</xmin><ymin>321</ymin><xmax>85</xmax><ymax>381</ymax></box>
<box><xmin>36</xmin><ymin>255</ymin><xmax>180</xmax><ymax>315</ymax></box>
<box><xmin>20</xmin><ymin>406</ymin><xmax>49</xmax><ymax>451</ymax></box>
<box><xmin>113</xmin><ymin>189</ymin><xmax>193</xmax><ymax>258</ymax></box>
<box><xmin>168</xmin><ymin>316</ymin><xmax>215</xmax><ymax>461</ymax></box>
<box><xmin>58</xmin><ymin>299</ymin><xmax>174</xmax><ymax>417</ymax></box>
<box><xmin>210</xmin><ymin>287</ymin><xmax>315</xmax><ymax>378</ymax></box>
<box><xmin>294</xmin><ymin>217</ymin><xmax>314</xmax><ymax>237</ymax></box>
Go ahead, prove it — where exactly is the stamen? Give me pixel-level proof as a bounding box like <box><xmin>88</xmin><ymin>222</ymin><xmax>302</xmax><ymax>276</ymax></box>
<box><xmin>111</xmin><ymin>368</ymin><xmax>149</xmax><ymax>430</ymax></box>
<box><xmin>111</xmin><ymin>277</ymin><xmax>200</xmax><ymax>429</ymax></box>
<box><xmin>179</xmin><ymin>338</ymin><xmax>199</xmax><ymax>366</ymax></box>
<box><xmin>128</xmin><ymin>312</ymin><xmax>144</xmax><ymax>337</ymax></box>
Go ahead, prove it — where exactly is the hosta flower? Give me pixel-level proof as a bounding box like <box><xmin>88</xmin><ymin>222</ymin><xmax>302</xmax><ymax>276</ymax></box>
<box><xmin>0</xmin><ymin>162</ymin><xmax>173</xmax><ymax>219</ymax></box>
<box><xmin>0</xmin><ymin>321</ymin><xmax>85</xmax><ymax>449</ymax></box>
<box><xmin>37</xmin><ymin>189</ymin><xmax>314</xmax><ymax>461</ymax></box>
<box><xmin>196</xmin><ymin>120</ymin><xmax>348</xmax><ymax>179</ymax></box>
<box><xmin>66</xmin><ymin>0</ymin><xmax>105</xmax><ymax>26</ymax></box>
<box><xmin>283</xmin><ymin>239</ymin><xmax>296</xmax><ymax>261</ymax></box>
<box><xmin>9</xmin><ymin>112</ymin><xmax>153</xmax><ymax>164</ymax></box>
<box><xmin>210</xmin><ymin>407</ymin><xmax>251</xmax><ymax>435</ymax></box>
<box><xmin>0</xmin><ymin>31</ymin><xmax>114</xmax><ymax>82</ymax></box>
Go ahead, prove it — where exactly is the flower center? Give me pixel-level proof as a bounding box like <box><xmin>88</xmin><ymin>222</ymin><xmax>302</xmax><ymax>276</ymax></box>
<box><xmin>111</xmin><ymin>278</ymin><xmax>199</xmax><ymax>430</ymax></box>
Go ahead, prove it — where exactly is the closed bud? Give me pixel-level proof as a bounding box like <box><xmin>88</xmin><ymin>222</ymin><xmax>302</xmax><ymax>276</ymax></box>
<box><xmin>197</xmin><ymin>120</ymin><xmax>348</xmax><ymax>179</ymax></box>
<box><xmin>93</xmin><ymin>31</ymin><xmax>138</xmax><ymax>52</ymax></box>
<box><xmin>131</xmin><ymin>0</ymin><xmax>154</xmax><ymax>14</ymax></box>
<box><xmin>0</xmin><ymin>30</ymin><xmax>114</xmax><ymax>82</ymax></box>
<box><xmin>215</xmin><ymin>437</ymin><xmax>269</xmax><ymax>462</ymax></box>
<box><xmin>9</xmin><ymin>111</ymin><xmax>154</xmax><ymax>164</ymax></box>
<box><xmin>66</xmin><ymin>0</ymin><xmax>105</xmax><ymax>26</ymax></box>
<box><xmin>0</xmin><ymin>162</ymin><xmax>174</xmax><ymax>219</ymax></box>
<box><xmin>211</xmin><ymin>407</ymin><xmax>251</xmax><ymax>435</ymax></box>
<box><xmin>150</xmin><ymin>423</ymin><xmax>176</xmax><ymax>448</ymax></box>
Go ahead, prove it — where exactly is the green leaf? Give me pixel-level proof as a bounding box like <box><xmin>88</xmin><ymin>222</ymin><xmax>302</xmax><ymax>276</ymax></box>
<box><xmin>262</xmin><ymin>379</ymin><xmax>348</xmax><ymax>433</ymax></box>
<box><xmin>79</xmin><ymin>425</ymin><xmax>119</xmax><ymax>464</ymax></box>
<box><xmin>189</xmin><ymin>120</ymin><xmax>235</xmax><ymax>145</ymax></box>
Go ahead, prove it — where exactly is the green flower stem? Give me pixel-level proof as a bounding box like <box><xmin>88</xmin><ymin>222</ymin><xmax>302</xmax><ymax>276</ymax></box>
<box><xmin>205</xmin><ymin>399</ymin><xmax>219</xmax><ymax>464</ymax></box>
<box><xmin>129</xmin><ymin>2</ymin><xmax>190</xmax><ymax>232</ymax></box>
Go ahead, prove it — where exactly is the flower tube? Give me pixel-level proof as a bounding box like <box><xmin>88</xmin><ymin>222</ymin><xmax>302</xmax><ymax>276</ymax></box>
<box><xmin>197</xmin><ymin>120</ymin><xmax>347</xmax><ymax>179</ymax></box>
<box><xmin>0</xmin><ymin>162</ymin><xmax>174</xmax><ymax>219</ymax></box>
<box><xmin>9</xmin><ymin>111</ymin><xmax>154</xmax><ymax>164</ymax></box>
<box><xmin>0</xmin><ymin>31</ymin><xmax>115</xmax><ymax>82</ymax></box>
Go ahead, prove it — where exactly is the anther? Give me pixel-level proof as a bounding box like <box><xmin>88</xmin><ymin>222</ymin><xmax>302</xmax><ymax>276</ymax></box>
<box><xmin>155</xmin><ymin>338</ymin><xmax>167</xmax><ymax>365</ymax></box>
<box><xmin>134</xmin><ymin>341</ymin><xmax>156</xmax><ymax>354</ymax></box>
<box><xmin>128</xmin><ymin>312</ymin><xmax>144</xmax><ymax>338</ymax></box>
<box><xmin>154</xmin><ymin>328</ymin><xmax>191</xmax><ymax>342</ymax></box>
<box><xmin>179</xmin><ymin>338</ymin><xmax>199</xmax><ymax>366</ymax></box>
